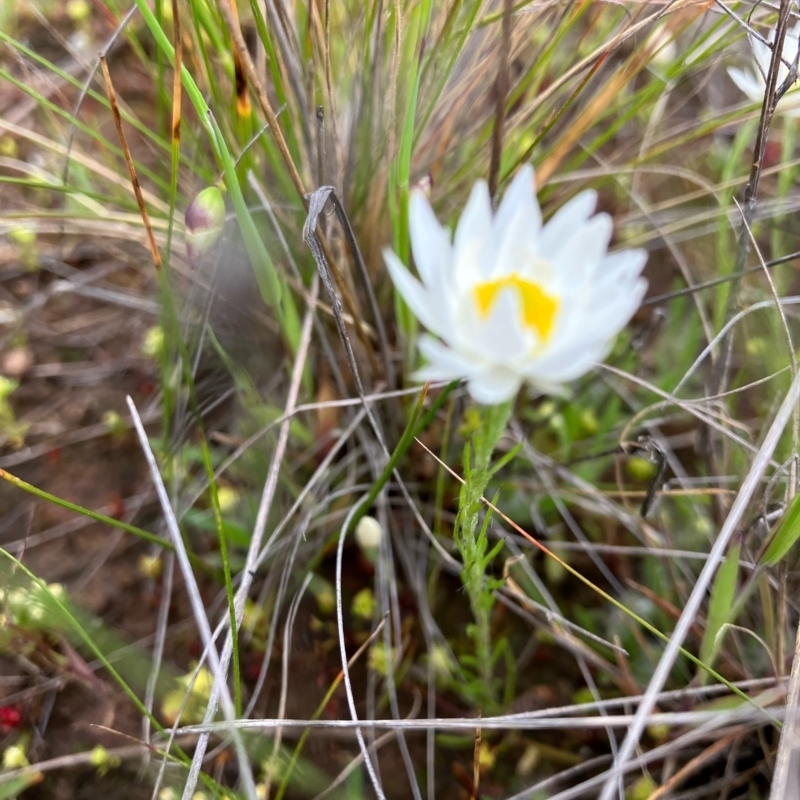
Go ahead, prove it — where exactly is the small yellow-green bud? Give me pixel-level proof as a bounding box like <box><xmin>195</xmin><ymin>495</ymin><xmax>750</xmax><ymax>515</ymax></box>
<box><xmin>477</xmin><ymin>741</ymin><xmax>495</xmax><ymax>771</ymax></box>
<box><xmin>66</xmin><ymin>0</ymin><xmax>91</xmax><ymax>22</ymax></box>
<box><xmin>368</xmin><ymin>642</ymin><xmax>394</xmax><ymax>676</ymax></box>
<box><xmin>216</xmin><ymin>486</ymin><xmax>239</xmax><ymax>511</ymax></box>
<box><xmin>9</xmin><ymin>227</ymin><xmax>35</xmax><ymax>246</ymax></box>
<box><xmin>242</xmin><ymin>599</ymin><xmax>265</xmax><ymax>632</ymax></box>
<box><xmin>191</xmin><ymin>667</ymin><xmax>214</xmax><ymax>699</ymax></box>
<box><xmin>626</xmin><ymin>456</ymin><xmax>658</xmax><ymax>482</ymax></box>
<box><xmin>3</xmin><ymin>744</ymin><xmax>29</xmax><ymax>769</ymax></box>
<box><xmin>141</xmin><ymin>325</ymin><xmax>164</xmax><ymax>359</ymax></box>
<box><xmin>646</xmin><ymin>723</ymin><xmax>669</xmax><ymax>744</ymax></box>
<box><xmin>0</xmin><ymin>377</ymin><xmax>18</xmax><ymax>403</ymax></box>
<box><xmin>162</xmin><ymin>665</ymin><xmax>214</xmax><ymax>725</ymax></box>
<box><xmin>429</xmin><ymin>644</ymin><xmax>454</xmax><ymax>680</ymax></box>
<box><xmin>627</xmin><ymin>773</ymin><xmax>658</xmax><ymax>800</ymax></box>
<box><xmin>0</xmin><ymin>137</ymin><xmax>17</xmax><ymax>157</ymax></box>
<box><xmin>139</xmin><ymin>554</ymin><xmax>162</xmax><ymax>579</ymax></box>
<box><xmin>579</xmin><ymin>408</ymin><xmax>598</xmax><ymax>436</ymax></box>
<box><xmin>532</xmin><ymin>400</ymin><xmax>556</xmax><ymax>422</ymax></box>
<box><xmin>160</xmin><ymin>690</ymin><xmax>184</xmax><ymax>726</ymax></box>
<box><xmin>102</xmin><ymin>410</ymin><xmax>126</xmax><ymax>437</ymax></box>
<box><xmin>185</xmin><ymin>187</ymin><xmax>225</xmax><ymax>262</ymax></box>
<box><xmin>89</xmin><ymin>745</ymin><xmax>120</xmax><ymax>775</ymax></box>
<box><xmin>351</xmin><ymin>588</ymin><xmax>375</xmax><ymax>621</ymax></box>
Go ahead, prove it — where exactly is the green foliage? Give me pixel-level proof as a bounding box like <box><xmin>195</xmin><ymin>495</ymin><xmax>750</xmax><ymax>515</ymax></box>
<box><xmin>699</xmin><ymin>541</ymin><xmax>741</xmax><ymax>669</ymax></box>
<box><xmin>762</xmin><ymin>493</ymin><xmax>800</xmax><ymax>567</ymax></box>
<box><xmin>453</xmin><ymin>399</ymin><xmax>514</xmax><ymax>709</ymax></box>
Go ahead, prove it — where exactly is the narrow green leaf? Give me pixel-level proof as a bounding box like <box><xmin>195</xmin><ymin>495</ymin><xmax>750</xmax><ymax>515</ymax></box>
<box><xmin>699</xmin><ymin>541</ymin><xmax>740</xmax><ymax>666</ymax></box>
<box><xmin>762</xmin><ymin>493</ymin><xmax>800</xmax><ymax>566</ymax></box>
<box><xmin>489</xmin><ymin>441</ymin><xmax>523</xmax><ymax>477</ymax></box>
<box><xmin>0</xmin><ymin>775</ymin><xmax>41</xmax><ymax>797</ymax></box>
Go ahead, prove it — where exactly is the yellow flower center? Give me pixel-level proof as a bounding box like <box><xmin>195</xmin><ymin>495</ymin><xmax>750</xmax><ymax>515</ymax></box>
<box><xmin>473</xmin><ymin>274</ymin><xmax>559</xmax><ymax>342</ymax></box>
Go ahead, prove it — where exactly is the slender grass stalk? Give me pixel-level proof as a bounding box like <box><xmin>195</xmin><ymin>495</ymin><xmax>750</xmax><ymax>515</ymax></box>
<box><xmin>0</xmin><ymin>468</ymin><xmax>218</xmax><ymax>570</ymax></box>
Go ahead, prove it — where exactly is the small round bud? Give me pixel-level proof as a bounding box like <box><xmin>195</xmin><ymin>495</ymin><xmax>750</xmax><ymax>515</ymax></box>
<box><xmin>139</xmin><ymin>554</ymin><xmax>162</xmax><ymax>580</ymax></box>
<box><xmin>368</xmin><ymin>642</ymin><xmax>394</xmax><ymax>676</ymax></box>
<box><xmin>66</xmin><ymin>0</ymin><xmax>91</xmax><ymax>22</ymax></box>
<box><xmin>9</xmin><ymin>226</ymin><xmax>35</xmax><ymax>245</ymax></box>
<box><xmin>355</xmin><ymin>516</ymin><xmax>382</xmax><ymax>551</ymax></box>
<box><xmin>141</xmin><ymin>325</ymin><xmax>165</xmax><ymax>359</ymax></box>
<box><xmin>89</xmin><ymin>745</ymin><xmax>120</xmax><ymax>775</ymax></box>
<box><xmin>185</xmin><ymin>186</ymin><xmax>225</xmax><ymax>262</ymax></box>
<box><xmin>351</xmin><ymin>588</ymin><xmax>375</xmax><ymax>621</ymax></box>
<box><xmin>429</xmin><ymin>644</ymin><xmax>454</xmax><ymax>680</ymax></box>
<box><xmin>412</xmin><ymin>175</ymin><xmax>433</xmax><ymax>199</ymax></box>
<box><xmin>47</xmin><ymin>583</ymin><xmax>65</xmax><ymax>600</ymax></box>
<box><xmin>3</xmin><ymin>744</ymin><xmax>29</xmax><ymax>769</ymax></box>
<box><xmin>626</xmin><ymin>455</ymin><xmax>657</xmax><ymax>482</ymax></box>
<box><xmin>102</xmin><ymin>410</ymin><xmax>125</xmax><ymax>436</ymax></box>
<box><xmin>216</xmin><ymin>486</ymin><xmax>239</xmax><ymax>511</ymax></box>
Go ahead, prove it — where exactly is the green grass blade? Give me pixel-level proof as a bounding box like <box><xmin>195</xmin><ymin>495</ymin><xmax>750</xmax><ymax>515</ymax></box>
<box><xmin>761</xmin><ymin>492</ymin><xmax>800</xmax><ymax>566</ymax></box>
<box><xmin>699</xmin><ymin>540</ymin><xmax>741</xmax><ymax>667</ymax></box>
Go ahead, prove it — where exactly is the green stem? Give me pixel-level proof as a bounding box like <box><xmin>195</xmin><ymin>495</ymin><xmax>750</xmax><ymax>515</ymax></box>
<box><xmin>455</xmin><ymin>399</ymin><xmax>514</xmax><ymax>708</ymax></box>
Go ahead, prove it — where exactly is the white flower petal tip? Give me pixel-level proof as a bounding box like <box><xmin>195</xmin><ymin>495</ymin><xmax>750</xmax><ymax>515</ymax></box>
<box><xmin>729</xmin><ymin>25</ymin><xmax>800</xmax><ymax>115</ymax></box>
<box><xmin>386</xmin><ymin>167</ymin><xmax>648</xmax><ymax>406</ymax></box>
<box><xmin>467</xmin><ymin>368</ymin><xmax>523</xmax><ymax>406</ymax></box>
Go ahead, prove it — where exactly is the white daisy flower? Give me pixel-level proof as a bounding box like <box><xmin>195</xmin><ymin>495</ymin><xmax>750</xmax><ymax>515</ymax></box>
<box><xmin>384</xmin><ymin>166</ymin><xmax>648</xmax><ymax>405</ymax></box>
<box><xmin>728</xmin><ymin>21</ymin><xmax>800</xmax><ymax>116</ymax></box>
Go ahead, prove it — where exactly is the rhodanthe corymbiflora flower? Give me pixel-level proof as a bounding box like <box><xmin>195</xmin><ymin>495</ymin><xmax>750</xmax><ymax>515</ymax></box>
<box><xmin>728</xmin><ymin>21</ymin><xmax>800</xmax><ymax>116</ymax></box>
<box><xmin>384</xmin><ymin>166</ymin><xmax>648</xmax><ymax>405</ymax></box>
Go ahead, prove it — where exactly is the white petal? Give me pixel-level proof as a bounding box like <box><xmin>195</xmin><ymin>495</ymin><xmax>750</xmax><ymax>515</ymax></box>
<box><xmin>471</xmin><ymin>285</ymin><xmax>529</xmax><ymax>362</ymax></box>
<box><xmin>414</xmin><ymin>334</ymin><xmax>480</xmax><ymax>380</ymax></box>
<box><xmin>532</xmin><ymin>277</ymin><xmax>647</xmax><ymax>382</ymax></box>
<box><xmin>494</xmin><ymin>208</ymin><xmax>540</xmax><ymax>281</ymax></box>
<box><xmin>383</xmin><ymin>249</ymin><xmax>444</xmax><ymax>337</ymax></box>
<box><xmin>453</xmin><ymin>181</ymin><xmax>494</xmax><ymax>285</ymax></box>
<box><xmin>467</xmin><ymin>366</ymin><xmax>522</xmax><ymax>405</ymax></box>
<box><xmin>541</xmin><ymin>288</ymin><xmax>586</xmax><ymax>353</ymax></box>
<box><xmin>538</xmin><ymin>190</ymin><xmax>598</xmax><ymax>262</ymax></box>
<box><xmin>728</xmin><ymin>67</ymin><xmax>764</xmax><ymax>103</ymax></box>
<box><xmin>549</xmin><ymin>214</ymin><xmax>613</xmax><ymax>290</ymax></box>
<box><xmin>454</xmin><ymin>180</ymin><xmax>492</xmax><ymax>257</ymax></box>
<box><xmin>592</xmin><ymin>249</ymin><xmax>648</xmax><ymax>294</ymax></box>
<box><xmin>752</xmin><ymin>36</ymin><xmax>772</xmax><ymax>76</ymax></box>
<box><xmin>409</xmin><ymin>189</ymin><xmax>453</xmax><ymax>286</ymax></box>
<box><xmin>493</xmin><ymin>165</ymin><xmax>541</xmax><ymax>249</ymax></box>
<box><xmin>526</xmin><ymin>338</ymin><xmax>610</xmax><ymax>384</ymax></box>
<box><xmin>585</xmin><ymin>277</ymin><xmax>648</xmax><ymax>335</ymax></box>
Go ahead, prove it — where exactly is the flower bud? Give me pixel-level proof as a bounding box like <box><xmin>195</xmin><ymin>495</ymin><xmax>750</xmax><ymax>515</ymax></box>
<box><xmin>90</xmin><ymin>745</ymin><xmax>120</xmax><ymax>775</ymax></box>
<box><xmin>351</xmin><ymin>588</ymin><xmax>375</xmax><ymax>621</ymax></box>
<box><xmin>412</xmin><ymin>174</ymin><xmax>432</xmax><ymax>199</ymax></box>
<box><xmin>355</xmin><ymin>516</ymin><xmax>382</xmax><ymax>551</ymax></box>
<box><xmin>185</xmin><ymin>186</ymin><xmax>225</xmax><ymax>262</ymax></box>
<box><xmin>3</xmin><ymin>744</ymin><xmax>29</xmax><ymax>769</ymax></box>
